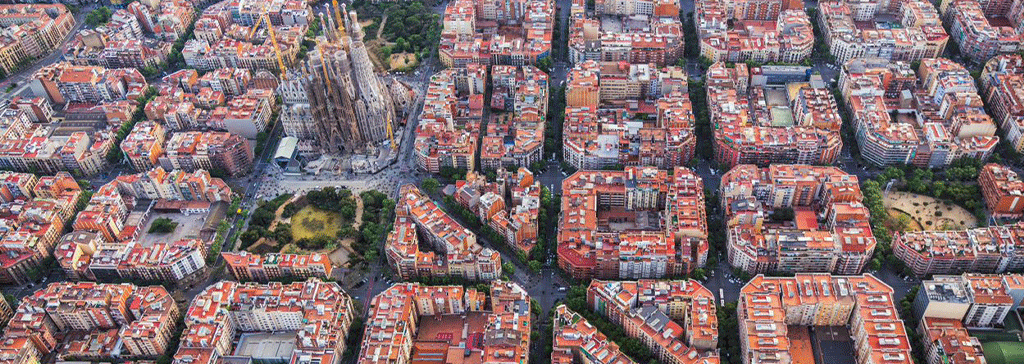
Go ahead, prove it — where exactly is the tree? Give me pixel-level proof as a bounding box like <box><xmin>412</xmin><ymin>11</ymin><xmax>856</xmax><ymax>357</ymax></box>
<box><xmin>274</xmin><ymin>224</ymin><xmax>293</xmax><ymax>244</ymax></box>
<box><xmin>141</xmin><ymin>66</ymin><xmax>159</xmax><ymax>78</ymax></box>
<box><xmin>528</xmin><ymin>260</ymin><xmax>542</xmax><ymax>273</ymax></box>
<box><xmin>502</xmin><ymin>262</ymin><xmax>516</xmax><ymax>275</ymax></box>
<box><xmin>421</xmin><ymin>178</ymin><xmax>440</xmax><ymax>195</ymax></box>
<box><xmin>148</xmin><ymin>217</ymin><xmax>179</xmax><ymax>233</ymax></box>
<box><xmin>340</xmin><ymin>204</ymin><xmax>356</xmax><ymax>221</ymax></box>
<box><xmin>249</xmin><ymin>208</ymin><xmax>275</xmax><ymax>228</ymax></box>
<box><xmin>240</xmin><ymin>229</ymin><xmax>262</xmax><ymax>248</ymax></box>
<box><xmin>85</xmin><ymin>7</ymin><xmax>112</xmax><ymax>27</ymax></box>
<box><xmin>536</xmin><ymin>56</ymin><xmax>553</xmax><ymax>73</ymax></box>
<box><xmin>868</xmin><ymin>258</ymin><xmax>881</xmax><ymax>271</ymax></box>
<box><xmin>690</xmin><ymin>268</ymin><xmax>706</xmax><ymax>281</ymax></box>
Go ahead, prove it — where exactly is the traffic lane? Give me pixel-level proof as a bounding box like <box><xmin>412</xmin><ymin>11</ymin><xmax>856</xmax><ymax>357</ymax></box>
<box><xmin>704</xmin><ymin>259</ymin><xmax>744</xmax><ymax>304</ymax></box>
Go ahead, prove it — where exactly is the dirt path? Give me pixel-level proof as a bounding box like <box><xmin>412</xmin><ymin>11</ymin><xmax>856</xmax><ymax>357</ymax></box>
<box><xmin>363</xmin><ymin>15</ymin><xmax>390</xmax><ymax>71</ymax></box>
<box><xmin>338</xmin><ymin>196</ymin><xmax>364</xmax><ymax>245</ymax></box>
<box><xmin>377</xmin><ymin>14</ymin><xmax>387</xmax><ymax>40</ymax></box>
<box><xmin>268</xmin><ymin>194</ymin><xmax>302</xmax><ymax>231</ymax></box>
<box><xmin>328</xmin><ymin>196</ymin><xmax>363</xmax><ymax>267</ymax></box>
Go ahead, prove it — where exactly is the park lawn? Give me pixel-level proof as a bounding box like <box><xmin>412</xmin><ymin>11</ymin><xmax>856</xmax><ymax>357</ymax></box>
<box><xmin>291</xmin><ymin>206</ymin><xmax>342</xmax><ymax>241</ymax></box>
<box><xmin>983</xmin><ymin>342</ymin><xmax>1024</xmax><ymax>364</ymax></box>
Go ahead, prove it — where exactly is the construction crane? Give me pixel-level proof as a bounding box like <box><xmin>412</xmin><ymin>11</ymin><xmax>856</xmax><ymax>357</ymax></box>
<box><xmin>386</xmin><ymin>114</ymin><xmax>396</xmax><ymax>150</ymax></box>
<box><xmin>246</xmin><ymin>14</ymin><xmax>265</xmax><ymax>41</ymax></box>
<box><xmin>332</xmin><ymin>0</ymin><xmax>346</xmax><ymax>41</ymax></box>
<box><xmin>247</xmin><ymin>14</ymin><xmax>289</xmax><ymax>80</ymax></box>
<box><xmin>316</xmin><ymin>38</ymin><xmax>332</xmax><ymax>96</ymax></box>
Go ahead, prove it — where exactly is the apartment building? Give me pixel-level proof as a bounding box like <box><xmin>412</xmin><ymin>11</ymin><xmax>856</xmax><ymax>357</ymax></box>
<box><xmin>385</xmin><ymin>184</ymin><xmax>501</xmax><ymax>281</ymax></box>
<box><xmin>52</xmin><ymin>231</ymin><xmax>103</xmax><ymax>280</ymax></box>
<box><xmin>358</xmin><ymin>281</ymin><xmax>530</xmax><ymax>364</ymax></box>
<box><xmin>979</xmin><ymin>163</ymin><xmax>1024</xmax><ymax>217</ymax></box>
<box><xmin>221</xmin><ymin>251</ymin><xmax>334</xmax><ymax>281</ymax></box>
<box><xmin>915</xmin><ymin>273</ymin><xmax>1024</xmax><ymax>332</ymax></box>
<box><xmin>552</xmin><ymin>305</ymin><xmax>636</xmax><ymax>364</ymax></box>
<box><xmin>129</xmin><ymin>0</ymin><xmax>196</xmax><ymax>41</ymax></box>
<box><xmin>72</xmin><ymin>182</ymin><xmax>130</xmax><ymax>242</ymax></box>
<box><xmin>919</xmin><ymin>318</ymin><xmax>986</xmax><ymax>364</ymax></box>
<box><xmin>121</xmin><ymin>121</ymin><xmax>166</xmax><ymax>172</ymax></box>
<box><xmin>112</xmin><ymin>167</ymin><xmax>232</xmax><ymax>203</ymax></box>
<box><xmin>176</xmin><ymin>279</ymin><xmax>354</xmax><ymax>364</ymax></box>
<box><xmin>218</xmin><ymin>94</ymin><xmax>272</xmax><ymax>139</ymax></box>
<box><xmin>696</xmin><ymin>0</ymin><xmax>813</xmax><ymax>63</ymax></box>
<box><xmin>180</xmin><ymin>0</ymin><xmax>304</xmax><ymax>72</ymax></box>
<box><xmin>558</xmin><ymin>167</ymin><xmax>709</xmax><ymax>280</ymax></box>
<box><xmin>0</xmin><ymin>4</ymin><xmax>76</xmax><ymax>74</ymax></box>
<box><xmin>892</xmin><ymin>223</ymin><xmax>1024</xmax><ymax>277</ymax></box>
<box><xmin>159</xmin><ymin>131</ymin><xmax>254</xmax><ymax>177</ymax></box>
<box><xmin>568</xmin><ymin>0</ymin><xmax>683</xmax><ymax>66</ymax></box>
<box><xmin>738</xmin><ymin>274</ymin><xmax>913</xmax><ymax>364</ymax></box>
<box><xmin>563</xmin><ymin>61</ymin><xmax>695</xmax><ymax>170</ymax></box>
<box><xmin>30</xmin><ymin>63</ymin><xmax>148</xmax><ymax>105</ymax></box>
<box><xmin>0</xmin><ymin>282</ymin><xmax>180</xmax><ymax>361</ymax></box>
<box><xmin>980</xmin><ymin>54</ymin><xmax>1024</xmax><ymax>153</ymax></box>
<box><xmin>414</xmin><ymin>67</ymin><xmax>485</xmax><ymax>173</ymax></box>
<box><xmin>80</xmin><ymin>239</ymin><xmax>206</xmax><ymax>283</ymax></box>
<box><xmin>142</xmin><ymin>68</ymin><xmax>282</xmax><ymax>137</ymax></box>
<box><xmin>721</xmin><ymin>164</ymin><xmax>876</xmax><ymax>275</ymax></box>
<box><xmin>66</xmin><ymin>36</ymin><xmax>169</xmax><ymax>70</ymax></box>
<box><xmin>198</xmin><ymin>67</ymin><xmax>251</xmax><ymax>97</ymax></box>
<box><xmin>941</xmin><ymin>0</ymin><xmax>1022</xmax><ymax>62</ymax></box>
<box><xmin>481</xmin><ymin>65</ymin><xmax>548</xmax><ymax>170</ymax></box>
<box><xmin>439</xmin><ymin>0</ymin><xmax>554</xmax><ymax>68</ymax></box>
<box><xmin>0</xmin><ymin>171</ymin><xmax>80</xmax><ymax>285</ymax></box>
<box><xmin>584</xmin><ymin>280</ymin><xmax>719</xmax><ymax>364</ymax></box>
<box><xmin>839</xmin><ymin>58</ymin><xmax>997</xmax><ymax>168</ymax></box>
<box><xmin>706</xmin><ymin>62</ymin><xmax>842</xmax><ymax>168</ymax></box>
<box><xmin>818</xmin><ymin>0</ymin><xmax>948</xmax><ymax>64</ymax></box>
<box><xmin>454</xmin><ymin>168</ymin><xmax>541</xmax><ymax>255</ymax></box>
<box><xmin>51</xmin><ymin>167</ymin><xmax>229</xmax><ymax>280</ymax></box>
<box><xmin>63</xmin><ymin>8</ymin><xmax>170</xmax><ymax>69</ymax></box>
<box><xmin>914</xmin><ymin>275</ymin><xmax>975</xmax><ymax>321</ymax></box>
<box><xmin>962</xmin><ymin>274</ymin><xmax>1014</xmax><ymax>328</ymax></box>
<box><xmin>0</xmin><ymin>106</ymin><xmax>125</xmax><ymax>177</ymax></box>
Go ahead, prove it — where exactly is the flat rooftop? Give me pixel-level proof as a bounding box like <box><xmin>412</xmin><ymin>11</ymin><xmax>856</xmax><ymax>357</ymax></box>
<box><xmin>414</xmin><ymin>312</ymin><xmax>491</xmax><ymax>364</ymax></box>
<box><xmin>234</xmin><ymin>332</ymin><xmax>297</xmax><ymax>360</ymax></box>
